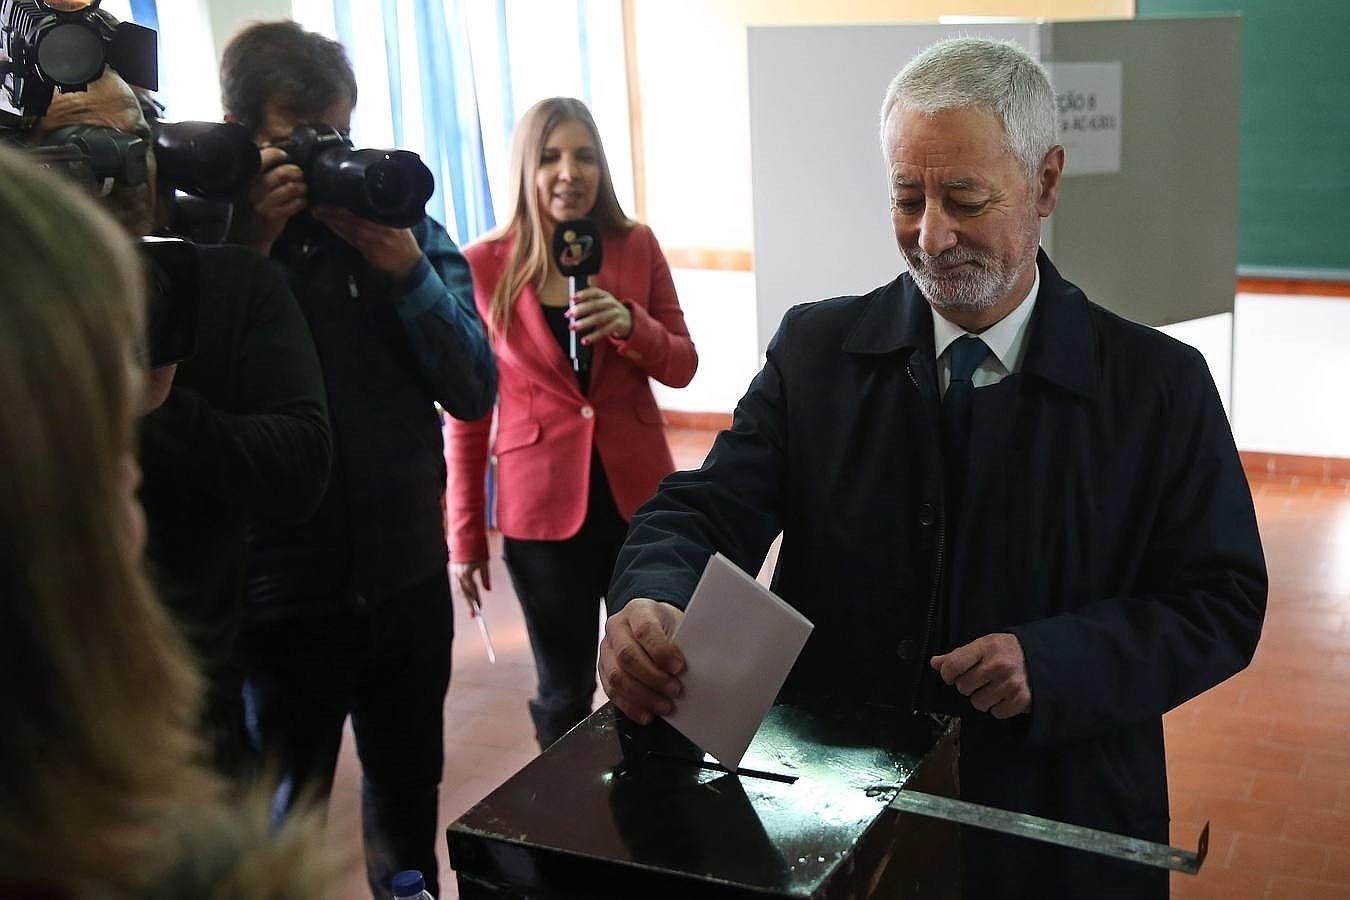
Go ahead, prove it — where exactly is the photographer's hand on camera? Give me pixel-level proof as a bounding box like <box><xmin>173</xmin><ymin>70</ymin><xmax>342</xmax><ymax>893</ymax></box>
<box><xmin>230</xmin><ymin>146</ymin><xmax>306</xmax><ymax>255</ymax></box>
<box><xmin>312</xmin><ymin>204</ymin><xmax>422</xmax><ymax>279</ymax></box>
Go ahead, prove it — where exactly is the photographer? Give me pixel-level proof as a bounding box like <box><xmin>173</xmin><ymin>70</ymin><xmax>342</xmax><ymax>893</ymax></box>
<box><xmin>31</xmin><ymin>68</ymin><xmax>334</xmax><ymax>777</ymax></box>
<box><xmin>220</xmin><ymin>21</ymin><xmax>496</xmax><ymax>900</ymax></box>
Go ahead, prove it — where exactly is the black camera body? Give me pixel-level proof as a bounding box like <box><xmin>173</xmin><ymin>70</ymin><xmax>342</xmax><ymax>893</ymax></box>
<box><xmin>0</xmin><ymin>3</ymin><xmax>188</xmax><ymax>368</ymax></box>
<box><xmin>278</xmin><ymin>123</ymin><xmax>434</xmax><ymax>228</ymax></box>
<box><xmin>0</xmin><ymin>0</ymin><xmax>157</xmax><ymax>128</ymax></box>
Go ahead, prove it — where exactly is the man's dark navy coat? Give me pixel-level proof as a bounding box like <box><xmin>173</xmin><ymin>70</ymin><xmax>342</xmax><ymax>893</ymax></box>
<box><xmin>610</xmin><ymin>251</ymin><xmax>1267</xmax><ymax>898</ymax></box>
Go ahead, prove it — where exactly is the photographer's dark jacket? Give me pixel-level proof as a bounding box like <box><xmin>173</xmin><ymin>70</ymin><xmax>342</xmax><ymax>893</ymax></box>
<box><xmin>245</xmin><ymin>215</ymin><xmax>496</xmax><ymax>615</ymax></box>
<box><xmin>609</xmin><ymin>251</ymin><xmax>1267</xmax><ymax>898</ymax></box>
<box><xmin>140</xmin><ymin>244</ymin><xmax>332</xmax><ymax>665</ymax></box>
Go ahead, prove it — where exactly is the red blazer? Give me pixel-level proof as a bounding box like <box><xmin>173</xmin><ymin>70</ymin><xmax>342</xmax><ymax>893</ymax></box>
<box><xmin>448</xmin><ymin>224</ymin><xmax>698</xmax><ymax>561</ymax></box>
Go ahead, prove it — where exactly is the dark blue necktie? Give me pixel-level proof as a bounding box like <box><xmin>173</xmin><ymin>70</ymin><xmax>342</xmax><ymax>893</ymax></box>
<box><xmin>941</xmin><ymin>335</ymin><xmax>990</xmax><ymax>519</ymax></box>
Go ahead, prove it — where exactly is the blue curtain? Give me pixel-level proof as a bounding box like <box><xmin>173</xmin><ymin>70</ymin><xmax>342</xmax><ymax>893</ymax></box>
<box><xmin>493</xmin><ymin>0</ymin><xmax>514</xmax><ymax>161</ymax></box>
<box><xmin>333</xmin><ymin>0</ymin><xmax>497</xmax><ymax>243</ymax></box>
<box><xmin>128</xmin><ymin>0</ymin><xmax>158</xmax><ymax>30</ymax></box>
<box><xmin>324</xmin><ymin>0</ymin><xmax>604</xmax><ymax>244</ymax></box>
<box><xmin>577</xmin><ymin>0</ymin><xmax>593</xmax><ymax>109</ymax></box>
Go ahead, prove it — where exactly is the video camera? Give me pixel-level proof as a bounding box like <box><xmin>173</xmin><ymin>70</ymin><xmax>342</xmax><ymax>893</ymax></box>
<box><xmin>0</xmin><ymin>0</ymin><xmax>156</xmax><ymax>195</ymax></box>
<box><xmin>0</xmin><ymin>0</ymin><xmax>157</xmax><ymax>129</ymax></box>
<box><xmin>0</xmin><ymin>2</ymin><xmax>191</xmax><ymax>368</ymax></box>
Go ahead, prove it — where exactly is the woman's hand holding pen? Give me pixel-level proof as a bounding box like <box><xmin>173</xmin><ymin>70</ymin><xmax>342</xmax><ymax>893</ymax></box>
<box><xmin>451</xmin><ymin>560</ymin><xmax>498</xmax><ymax>663</ymax></box>
<box><xmin>567</xmin><ymin>288</ymin><xmax>632</xmax><ymax>342</ymax></box>
<box><xmin>452</xmin><ymin>560</ymin><xmax>492</xmax><ymax>615</ymax></box>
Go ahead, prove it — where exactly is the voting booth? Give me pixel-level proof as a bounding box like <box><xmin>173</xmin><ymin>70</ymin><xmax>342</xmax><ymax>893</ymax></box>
<box><xmin>747</xmin><ymin>17</ymin><xmax>1241</xmax><ymax>381</ymax></box>
<box><xmin>447</xmin><ymin>703</ymin><xmax>959</xmax><ymax>898</ymax></box>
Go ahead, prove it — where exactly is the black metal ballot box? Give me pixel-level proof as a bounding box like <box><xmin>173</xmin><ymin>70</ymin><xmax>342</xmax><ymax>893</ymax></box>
<box><xmin>447</xmin><ymin>702</ymin><xmax>960</xmax><ymax>899</ymax></box>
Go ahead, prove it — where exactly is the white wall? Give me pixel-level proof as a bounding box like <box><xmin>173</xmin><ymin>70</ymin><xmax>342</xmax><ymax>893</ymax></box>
<box><xmin>1231</xmin><ymin>294</ymin><xmax>1350</xmax><ymax>458</ymax></box>
<box><xmin>652</xmin><ymin>268</ymin><xmax>761</xmax><ymax>413</ymax></box>
<box><xmin>209</xmin><ymin>0</ymin><xmax>293</xmax><ymax>54</ymax></box>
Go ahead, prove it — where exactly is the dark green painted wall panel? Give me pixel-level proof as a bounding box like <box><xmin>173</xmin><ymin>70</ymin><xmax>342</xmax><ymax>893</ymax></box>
<box><xmin>1137</xmin><ymin>0</ymin><xmax>1350</xmax><ymax>275</ymax></box>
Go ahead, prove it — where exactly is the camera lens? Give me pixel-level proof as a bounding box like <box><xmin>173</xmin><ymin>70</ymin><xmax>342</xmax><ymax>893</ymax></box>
<box><xmin>35</xmin><ymin>22</ymin><xmax>106</xmax><ymax>87</ymax></box>
<box><xmin>40</xmin><ymin>125</ymin><xmax>148</xmax><ymax>186</ymax></box>
<box><xmin>154</xmin><ymin>122</ymin><xmax>261</xmax><ymax>198</ymax></box>
<box><xmin>292</xmin><ymin>126</ymin><xmax>433</xmax><ymax>228</ymax></box>
<box><xmin>366</xmin><ymin>157</ymin><xmax>414</xmax><ymax>217</ymax></box>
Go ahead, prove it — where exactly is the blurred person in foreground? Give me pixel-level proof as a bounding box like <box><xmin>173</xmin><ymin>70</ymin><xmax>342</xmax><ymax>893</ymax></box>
<box><xmin>0</xmin><ymin>143</ymin><xmax>329</xmax><ymax>900</ymax></box>
<box><xmin>449</xmin><ymin>97</ymin><xmax>697</xmax><ymax>750</ymax></box>
<box><xmin>597</xmin><ymin>38</ymin><xmax>1265</xmax><ymax>898</ymax></box>
<box><xmin>29</xmin><ymin>70</ymin><xmax>333</xmax><ymax>777</ymax></box>
<box><xmin>220</xmin><ymin>20</ymin><xmax>496</xmax><ymax>899</ymax></box>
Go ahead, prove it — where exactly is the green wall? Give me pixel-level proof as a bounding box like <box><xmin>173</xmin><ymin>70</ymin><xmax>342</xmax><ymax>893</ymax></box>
<box><xmin>1137</xmin><ymin>0</ymin><xmax>1350</xmax><ymax>277</ymax></box>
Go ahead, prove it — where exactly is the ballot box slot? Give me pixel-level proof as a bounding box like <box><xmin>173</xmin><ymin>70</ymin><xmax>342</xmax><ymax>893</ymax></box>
<box><xmin>644</xmin><ymin>751</ymin><xmax>800</xmax><ymax>785</ymax></box>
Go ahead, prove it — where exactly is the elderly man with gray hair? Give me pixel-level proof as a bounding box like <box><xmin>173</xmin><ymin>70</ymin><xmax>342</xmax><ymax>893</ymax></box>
<box><xmin>598</xmin><ymin>37</ymin><xmax>1265</xmax><ymax>897</ymax></box>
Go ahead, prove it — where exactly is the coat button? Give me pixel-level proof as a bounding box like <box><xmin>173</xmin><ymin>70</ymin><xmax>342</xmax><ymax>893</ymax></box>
<box><xmin>896</xmin><ymin>639</ymin><xmax>918</xmax><ymax>660</ymax></box>
<box><xmin>580</xmin><ymin>405</ymin><xmax>595</xmax><ymax>419</ymax></box>
<box><xmin>918</xmin><ymin>503</ymin><xmax>938</xmax><ymax>526</ymax></box>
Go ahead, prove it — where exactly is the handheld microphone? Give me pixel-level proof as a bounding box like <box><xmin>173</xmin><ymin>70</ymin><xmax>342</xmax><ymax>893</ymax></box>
<box><xmin>551</xmin><ymin>218</ymin><xmax>602</xmax><ymax>374</ymax></box>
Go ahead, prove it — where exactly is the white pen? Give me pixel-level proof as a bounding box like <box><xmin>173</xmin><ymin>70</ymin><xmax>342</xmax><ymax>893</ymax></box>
<box><xmin>470</xmin><ymin>597</ymin><xmax>496</xmax><ymax>664</ymax></box>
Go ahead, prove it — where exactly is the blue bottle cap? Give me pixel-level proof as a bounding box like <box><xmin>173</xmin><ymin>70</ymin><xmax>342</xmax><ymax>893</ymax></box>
<box><xmin>391</xmin><ymin>869</ymin><xmax>425</xmax><ymax>896</ymax></box>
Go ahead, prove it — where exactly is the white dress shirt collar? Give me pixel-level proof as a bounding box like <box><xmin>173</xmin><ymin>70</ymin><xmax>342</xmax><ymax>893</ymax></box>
<box><xmin>933</xmin><ymin>260</ymin><xmax>1041</xmax><ymax>391</ymax></box>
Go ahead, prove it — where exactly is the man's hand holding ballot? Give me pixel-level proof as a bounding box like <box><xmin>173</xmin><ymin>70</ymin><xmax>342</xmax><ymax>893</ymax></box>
<box><xmin>599</xmin><ymin>598</ymin><xmax>686</xmax><ymax>726</ymax></box>
<box><xmin>599</xmin><ymin>554</ymin><xmax>813</xmax><ymax>772</ymax></box>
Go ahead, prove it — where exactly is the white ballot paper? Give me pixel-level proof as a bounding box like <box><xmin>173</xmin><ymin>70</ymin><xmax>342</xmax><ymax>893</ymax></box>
<box><xmin>665</xmin><ymin>552</ymin><xmax>813</xmax><ymax>771</ymax></box>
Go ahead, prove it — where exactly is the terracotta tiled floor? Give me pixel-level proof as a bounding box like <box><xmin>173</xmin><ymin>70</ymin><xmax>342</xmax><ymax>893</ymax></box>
<box><xmin>324</xmin><ymin>430</ymin><xmax>1350</xmax><ymax>899</ymax></box>
<box><xmin>1167</xmin><ymin>475</ymin><xmax>1350</xmax><ymax>898</ymax></box>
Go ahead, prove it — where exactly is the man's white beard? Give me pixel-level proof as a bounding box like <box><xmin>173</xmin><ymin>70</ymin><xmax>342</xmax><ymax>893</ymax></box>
<box><xmin>902</xmin><ymin>243</ymin><xmax>1020</xmax><ymax>314</ymax></box>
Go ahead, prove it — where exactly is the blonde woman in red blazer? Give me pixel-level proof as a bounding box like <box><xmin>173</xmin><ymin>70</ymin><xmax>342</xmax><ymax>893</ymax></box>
<box><xmin>448</xmin><ymin>98</ymin><xmax>697</xmax><ymax>748</ymax></box>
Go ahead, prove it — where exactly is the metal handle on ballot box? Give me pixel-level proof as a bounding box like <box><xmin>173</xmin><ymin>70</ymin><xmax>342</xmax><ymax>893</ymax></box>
<box><xmin>884</xmin><ymin>789</ymin><xmax>1208</xmax><ymax>875</ymax></box>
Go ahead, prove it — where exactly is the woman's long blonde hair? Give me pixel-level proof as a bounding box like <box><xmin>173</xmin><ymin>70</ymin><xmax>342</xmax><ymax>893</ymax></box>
<box><xmin>484</xmin><ymin>97</ymin><xmax>633</xmax><ymax>336</ymax></box>
<box><xmin>0</xmin><ymin>145</ymin><xmax>328</xmax><ymax>899</ymax></box>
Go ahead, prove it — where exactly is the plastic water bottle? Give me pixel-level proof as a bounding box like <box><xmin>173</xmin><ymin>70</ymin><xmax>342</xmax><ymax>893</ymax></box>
<box><xmin>391</xmin><ymin>869</ymin><xmax>435</xmax><ymax>900</ymax></box>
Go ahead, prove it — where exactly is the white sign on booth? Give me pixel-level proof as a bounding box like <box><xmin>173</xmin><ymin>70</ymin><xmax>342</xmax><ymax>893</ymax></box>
<box><xmin>1044</xmin><ymin>62</ymin><xmax>1123</xmax><ymax>176</ymax></box>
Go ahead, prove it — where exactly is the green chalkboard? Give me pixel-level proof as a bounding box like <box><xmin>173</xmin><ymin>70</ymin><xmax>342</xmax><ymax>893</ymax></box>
<box><xmin>1137</xmin><ymin>0</ymin><xmax>1350</xmax><ymax>277</ymax></box>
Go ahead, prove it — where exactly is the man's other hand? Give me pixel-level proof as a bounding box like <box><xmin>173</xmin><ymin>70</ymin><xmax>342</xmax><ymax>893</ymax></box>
<box><xmin>598</xmin><ymin>598</ymin><xmax>686</xmax><ymax>725</ymax></box>
<box><xmin>931</xmin><ymin>632</ymin><xmax>1031</xmax><ymax>719</ymax></box>
<box><xmin>312</xmin><ymin>205</ymin><xmax>421</xmax><ymax>278</ymax></box>
<box><xmin>230</xmin><ymin>146</ymin><xmax>306</xmax><ymax>255</ymax></box>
